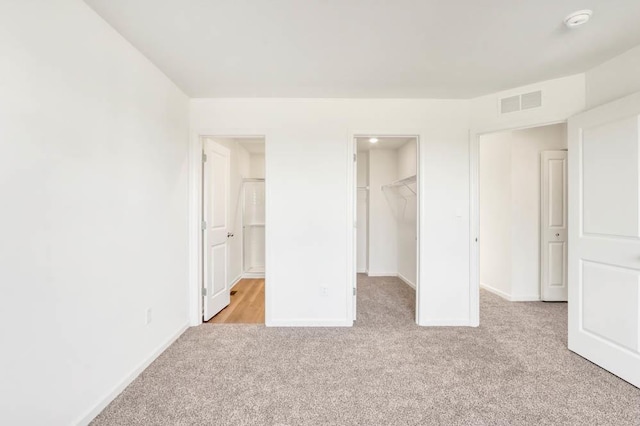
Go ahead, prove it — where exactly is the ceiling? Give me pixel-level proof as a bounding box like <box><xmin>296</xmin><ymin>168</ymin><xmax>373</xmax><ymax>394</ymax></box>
<box><xmin>356</xmin><ymin>137</ymin><xmax>415</xmax><ymax>152</ymax></box>
<box><xmin>84</xmin><ymin>0</ymin><xmax>640</xmax><ymax>99</ymax></box>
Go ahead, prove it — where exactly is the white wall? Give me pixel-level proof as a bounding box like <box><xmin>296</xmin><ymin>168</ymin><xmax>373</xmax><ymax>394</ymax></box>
<box><xmin>480</xmin><ymin>124</ymin><xmax>567</xmax><ymax>300</ymax></box>
<box><xmin>250</xmin><ymin>153</ymin><xmax>265</xmax><ymax>178</ymax></box>
<box><xmin>190</xmin><ymin>98</ymin><xmax>471</xmax><ymax>326</ymax></box>
<box><xmin>208</xmin><ymin>138</ymin><xmax>251</xmax><ymax>284</ymax></box>
<box><xmin>368</xmin><ymin>149</ymin><xmax>398</xmax><ymax>275</ymax></box>
<box><xmin>510</xmin><ymin>124</ymin><xmax>567</xmax><ymax>299</ymax></box>
<box><xmin>356</xmin><ymin>151</ymin><xmax>369</xmax><ymax>273</ymax></box>
<box><xmin>0</xmin><ymin>1</ymin><xmax>190</xmax><ymax>425</ymax></box>
<box><xmin>479</xmin><ymin>134</ymin><xmax>513</xmax><ymax>297</ymax></box>
<box><xmin>397</xmin><ymin>139</ymin><xmax>417</xmax><ymax>179</ymax></box>
<box><xmin>586</xmin><ymin>44</ymin><xmax>640</xmax><ymax>109</ymax></box>
<box><xmin>396</xmin><ymin>140</ymin><xmax>417</xmax><ymax>287</ymax></box>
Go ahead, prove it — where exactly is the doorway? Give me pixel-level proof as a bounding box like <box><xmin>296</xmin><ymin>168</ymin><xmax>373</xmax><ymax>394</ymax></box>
<box><xmin>353</xmin><ymin>136</ymin><xmax>420</xmax><ymax>325</ymax></box>
<box><xmin>202</xmin><ymin>136</ymin><xmax>266</xmax><ymax>324</ymax></box>
<box><xmin>476</xmin><ymin>123</ymin><xmax>568</xmax><ymax>308</ymax></box>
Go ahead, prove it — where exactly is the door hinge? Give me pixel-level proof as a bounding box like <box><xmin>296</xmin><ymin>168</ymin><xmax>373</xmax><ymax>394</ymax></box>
<box><xmin>202</xmin><ymin>288</ymin><xmax>207</xmax><ymax>296</ymax></box>
<box><xmin>201</xmin><ymin>220</ymin><xmax>207</xmax><ymax>231</ymax></box>
<box><xmin>353</xmin><ymin>153</ymin><xmax>357</xmax><ymax>162</ymax></box>
<box><xmin>202</xmin><ymin>153</ymin><xmax>207</xmax><ymax>163</ymax></box>
<box><xmin>353</xmin><ymin>287</ymin><xmax>356</xmax><ymax>296</ymax></box>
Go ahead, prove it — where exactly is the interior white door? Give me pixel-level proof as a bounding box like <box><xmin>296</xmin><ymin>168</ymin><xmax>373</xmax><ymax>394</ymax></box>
<box><xmin>568</xmin><ymin>92</ymin><xmax>640</xmax><ymax>388</ymax></box>
<box><xmin>353</xmin><ymin>148</ymin><xmax>358</xmax><ymax>321</ymax></box>
<box><xmin>541</xmin><ymin>150</ymin><xmax>568</xmax><ymax>301</ymax></box>
<box><xmin>356</xmin><ymin>189</ymin><xmax>368</xmax><ymax>273</ymax></box>
<box><xmin>203</xmin><ymin>140</ymin><xmax>231</xmax><ymax>321</ymax></box>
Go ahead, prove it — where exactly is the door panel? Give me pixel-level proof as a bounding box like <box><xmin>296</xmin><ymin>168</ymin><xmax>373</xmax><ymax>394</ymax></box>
<box><xmin>581</xmin><ymin>261</ymin><xmax>639</xmax><ymax>352</ymax></box>
<box><xmin>568</xmin><ymin>93</ymin><xmax>640</xmax><ymax>388</ymax></box>
<box><xmin>582</xmin><ymin>117</ymin><xmax>639</xmax><ymax>238</ymax></box>
<box><xmin>203</xmin><ymin>140</ymin><xmax>231</xmax><ymax>321</ymax></box>
<box><xmin>541</xmin><ymin>151</ymin><xmax>568</xmax><ymax>301</ymax></box>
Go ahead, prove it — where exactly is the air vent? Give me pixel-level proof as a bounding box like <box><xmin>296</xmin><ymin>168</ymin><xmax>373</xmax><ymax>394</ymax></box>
<box><xmin>521</xmin><ymin>91</ymin><xmax>542</xmax><ymax>110</ymax></box>
<box><xmin>499</xmin><ymin>90</ymin><xmax>543</xmax><ymax>114</ymax></box>
<box><xmin>500</xmin><ymin>95</ymin><xmax>521</xmax><ymax>114</ymax></box>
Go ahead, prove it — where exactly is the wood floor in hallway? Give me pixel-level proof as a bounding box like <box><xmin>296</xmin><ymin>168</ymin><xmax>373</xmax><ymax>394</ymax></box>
<box><xmin>206</xmin><ymin>278</ymin><xmax>265</xmax><ymax>324</ymax></box>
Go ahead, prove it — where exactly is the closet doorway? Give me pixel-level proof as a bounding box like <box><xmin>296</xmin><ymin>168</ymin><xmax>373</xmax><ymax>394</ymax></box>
<box><xmin>353</xmin><ymin>136</ymin><xmax>420</xmax><ymax>325</ymax></box>
<box><xmin>202</xmin><ymin>136</ymin><xmax>266</xmax><ymax>324</ymax></box>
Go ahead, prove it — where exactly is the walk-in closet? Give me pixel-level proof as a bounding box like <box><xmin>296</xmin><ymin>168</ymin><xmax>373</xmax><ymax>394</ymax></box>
<box><xmin>355</xmin><ymin>136</ymin><xmax>418</xmax><ymax>321</ymax></box>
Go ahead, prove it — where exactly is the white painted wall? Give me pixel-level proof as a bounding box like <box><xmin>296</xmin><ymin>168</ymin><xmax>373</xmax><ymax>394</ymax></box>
<box><xmin>397</xmin><ymin>139</ymin><xmax>418</xmax><ymax>179</ymax></box>
<box><xmin>480</xmin><ymin>124</ymin><xmax>567</xmax><ymax>300</ymax></box>
<box><xmin>479</xmin><ymin>134</ymin><xmax>513</xmax><ymax>298</ymax></box>
<box><xmin>396</xmin><ymin>140</ymin><xmax>417</xmax><ymax>287</ymax></box>
<box><xmin>356</xmin><ymin>151</ymin><xmax>369</xmax><ymax>273</ymax></box>
<box><xmin>585</xmin><ymin>44</ymin><xmax>640</xmax><ymax>109</ymax></box>
<box><xmin>0</xmin><ymin>1</ymin><xmax>190</xmax><ymax>425</ymax></box>
<box><xmin>250</xmin><ymin>153</ymin><xmax>265</xmax><ymax>179</ymax></box>
<box><xmin>208</xmin><ymin>138</ymin><xmax>250</xmax><ymax>284</ymax></box>
<box><xmin>368</xmin><ymin>149</ymin><xmax>399</xmax><ymax>276</ymax></box>
<box><xmin>190</xmin><ymin>99</ymin><xmax>471</xmax><ymax>326</ymax></box>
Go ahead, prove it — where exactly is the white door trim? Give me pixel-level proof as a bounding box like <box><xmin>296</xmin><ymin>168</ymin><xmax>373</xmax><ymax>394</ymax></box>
<box><xmin>469</xmin><ymin>120</ymin><xmax>566</xmax><ymax>326</ymax></box>
<box><xmin>349</xmin><ymin>132</ymin><xmax>422</xmax><ymax>325</ymax></box>
<box><xmin>188</xmin><ymin>130</ymin><xmax>269</xmax><ymax>326</ymax></box>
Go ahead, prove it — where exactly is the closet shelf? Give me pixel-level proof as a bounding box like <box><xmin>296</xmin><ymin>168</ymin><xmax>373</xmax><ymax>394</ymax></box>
<box><xmin>357</xmin><ymin>186</ymin><xmax>369</xmax><ymax>190</ymax></box>
<box><xmin>382</xmin><ymin>175</ymin><xmax>416</xmax><ymax>196</ymax></box>
<box><xmin>244</xmin><ymin>223</ymin><xmax>265</xmax><ymax>227</ymax></box>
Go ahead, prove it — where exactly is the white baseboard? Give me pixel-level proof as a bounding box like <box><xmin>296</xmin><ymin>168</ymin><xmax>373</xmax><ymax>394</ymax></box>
<box><xmin>418</xmin><ymin>318</ymin><xmax>472</xmax><ymax>326</ymax></box>
<box><xmin>75</xmin><ymin>323</ymin><xmax>189</xmax><ymax>426</ymax></box>
<box><xmin>397</xmin><ymin>273</ymin><xmax>416</xmax><ymax>289</ymax></box>
<box><xmin>267</xmin><ymin>319</ymin><xmax>352</xmax><ymax>327</ymax></box>
<box><xmin>480</xmin><ymin>282</ymin><xmax>512</xmax><ymax>300</ymax></box>
<box><xmin>366</xmin><ymin>272</ymin><xmax>397</xmax><ymax>277</ymax></box>
<box><xmin>480</xmin><ymin>282</ymin><xmax>540</xmax><ymax>302</ymax></box>
<box><xmin>510</xmin><ymin>294</ymin><xmax>541</xmax><ymax>302</ymax></box>
<box><xmin>229</xmin><ymin>274</ymin><xmax>242</xmax><ymax>289</ymax></box>
<box><xmin>356</xmin><ymin>269</ymin><xmax>367</xmax><ymax>274</ymax></box>
<box><xmin>242</xmin><ymin>272</ymin><xmax>265</xmax><ymax>279</ymax></box>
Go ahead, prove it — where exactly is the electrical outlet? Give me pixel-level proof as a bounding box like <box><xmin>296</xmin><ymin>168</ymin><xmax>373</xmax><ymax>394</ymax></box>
<box><xmin>145</xmin><ymin>308</ymin><xmax>152</xmax><ymax>325</ymax></box>
<box><xmin>320</xmin><ymin>286</ymin><xmax>329</xmax><ymax>297</ymax></box>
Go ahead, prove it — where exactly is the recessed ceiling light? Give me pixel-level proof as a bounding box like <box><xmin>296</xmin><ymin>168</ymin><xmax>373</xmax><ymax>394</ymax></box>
<box><xmin>564</xmin><ymin>10</ymin><xmax>592</xmax><ymax>28</ymax></box>
<box><xmin>369</xmin><ymin>138</ymin><xmax>378</xmax><ymax>143</ymax></box>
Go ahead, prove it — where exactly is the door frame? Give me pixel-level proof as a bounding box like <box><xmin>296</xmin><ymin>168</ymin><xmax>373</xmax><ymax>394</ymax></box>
<box><xmin>188</xmin><ymin>130</ymin><xmax>269</xmax><ymax>326</ymax></box>
<box><xmin>469</xmin><ymin>120</ymin><xmax>566</xmax><ymax>325</ymax></box>
<box><xmin>349</xmin><ymin>133</ymin><xmax>422</xmax><ymax>325</ymax></box>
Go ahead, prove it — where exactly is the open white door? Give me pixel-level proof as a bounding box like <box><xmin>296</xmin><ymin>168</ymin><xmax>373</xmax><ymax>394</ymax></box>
<box><xmin>203</xmin><ymin>140</ymin><xmax>231</xmax><ymax>321</ymax></box>
<box><xmin>568</xmin><ymin>92</ymin><xmax>640</xmax><ymax>388</ymax></box>
<box><xmin>541</xmin><ymin>150</ymin><xmax>568</xmax><ymax>301</ymax></box>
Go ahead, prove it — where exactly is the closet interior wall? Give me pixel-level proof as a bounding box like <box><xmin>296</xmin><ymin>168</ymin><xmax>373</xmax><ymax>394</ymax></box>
<box><xmin>357</xmin><ymin>138</ymin><xmax>417</xmax><ymax>288</ymax></box>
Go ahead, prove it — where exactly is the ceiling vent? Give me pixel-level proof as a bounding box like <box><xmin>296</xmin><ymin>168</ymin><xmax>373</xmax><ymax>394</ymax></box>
<box><xmin>499</xmin><ymin>90</ymin><xmax>542</xmax><ymax>114</ymax></box>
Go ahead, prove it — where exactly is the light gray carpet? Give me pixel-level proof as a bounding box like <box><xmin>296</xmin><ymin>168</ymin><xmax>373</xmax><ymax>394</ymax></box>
<box><xmin>93</xmin><ymin>276</ymin><xmax>640</xmax><ymax>425</ymax></box>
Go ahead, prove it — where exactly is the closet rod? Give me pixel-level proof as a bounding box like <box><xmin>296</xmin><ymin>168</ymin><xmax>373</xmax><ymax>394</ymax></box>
<box><xmin>381</xmin><ymin>174</ymin><xmax>416</xmax><ymax>195</ymax></box>
<box><xmin>243</xmin><ymin>178</ymin><xmax>265</xmax><ymax>182</ymax></box>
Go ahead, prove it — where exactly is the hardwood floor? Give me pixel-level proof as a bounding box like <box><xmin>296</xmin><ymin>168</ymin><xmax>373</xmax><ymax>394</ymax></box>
<box><xmin>207</xmin><ymin>278</ymin><xmax>265</xmax><ymax>324</ymax></box>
